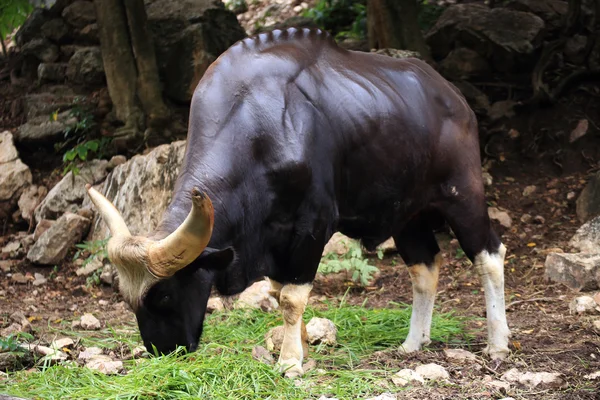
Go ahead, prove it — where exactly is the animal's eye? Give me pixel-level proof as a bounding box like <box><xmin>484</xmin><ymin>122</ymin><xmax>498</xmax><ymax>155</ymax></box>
<box><xmin>158</xmin><ymin>295</ymin><xmax>170</xmax><ymax>306</ymax></box>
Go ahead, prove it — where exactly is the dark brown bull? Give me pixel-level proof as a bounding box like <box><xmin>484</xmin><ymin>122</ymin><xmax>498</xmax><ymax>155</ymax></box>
<box><xmin>87</xmin><ymin>28</ymin><xmax>510</xmax><ymax>377</ymax></box>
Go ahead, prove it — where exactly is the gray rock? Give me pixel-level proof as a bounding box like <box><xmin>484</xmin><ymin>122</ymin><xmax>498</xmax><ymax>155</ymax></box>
<box><xmin>85</xmin><ymin>355</ymin><xmax>123</xmax><ymax>374</ymax></box>
<box><xmin>577</xmin><ymin>172</ymin><xmax>600</xmax><ymax>223</ymax></box>
<box><xmin>38</xmin><ymin>63</ymin><xmax>68</xmax><ymax>82</ymax></box>
<box><xmin>570</xmin><ymin>216</ymin><xmax>600</xmax><ymax>253</ymax></box>
<box><xmin>18</xmin><ymin>185</ymin><xmax>48</xmax><ymax>222</ymax></box>
<box><xmin>544</xmin><ymin>253</ymin><xmax>600</xmax><ymax>291</ymax></box>
<box><xmin>99</xmin><ymin>263</ymin><xmax>114</xmax><ymax>285</ymax></box>
<box><xmin>206</xmin><ymin>296</ymin><xmax>225</xmax><ymax>313</ymax></box>
<box><xmin>264</xmin><ymin>326</ymin><xmax>284</xmax><ymax>352</ymax></box>
<box><xmin>323</xmin><ymin>232</ymin><xmax>356</xmax><ymax>256</ymax></box>
<box><xmin>0</xmin><ymin>156</ymin><xmax>32</xmax><ymax>218</ymax></box>
<box><xmin>145</xmin><ymin>0</ymin><xmax>246</xmax><ymax>102</ymax></box>
<box><xmin>51</xmin><ymin>337</ymin><xmax>75</xmax><ymax>349</ymax></box>
<box><xmin>392</xmin><ymin>368</ymin><xmax>425</xmax><ymax>386</ymax></box>
<box><xmin>500</xmin><ymin>368</ymin><xmax>563</xmax><ymax>388</ymax></box>
<box><xmin>306</xmin><ymin>317</ymin><xmax>337</xmax><ymax>345</ymax></box>
<box><xmin>76</xmin><ymin>23</ymin><xmax>99</xmax><ymax>44</ymax></box>
<box><xmin>235</xmin><ymin>280</ymin><xmax>279</xmax><ymax>311</ymax></box>
<box><xmin>426</xmin><ymin>4</ymin><xmax>545</xmax><ymax>72</ymax></box>
<box><xmin>440</xmin><ymin>48</ymin><xmax>490</xmax><ymax>80</ymax></box>
<box><xmin>62</xmin><ymin>1</ymin><xmax>96</xmax><ymax>28</ymax></box>
<box><xmin>66</xmin><ymin>47</ymin><xmax>104</xmax><ymax>85</ymax></box>
<box><xmin>27</xmin><ymin>212</ymin><xmax>91</xmax><ymax>265</ymax></box>
<box><xmin>11</xmin><ymin>273</ymin><xmax>29</xmax><ymax>285</ymax></box>
<box><xmin>488</xmin><ymin>207</ymin><xmax>512</xmax><ymax>228</ymax></box>
<box><xmin>41</xmin><ymin>18</ymin><xmax>70</xmax><ymax>43</ymax></box>
<box><xmin>364</xmin><ymin>394</ymin><xmax>396</xmax><ymax>400</ymax></box>
<box><xmin>76</xmin><ymin>257</ymin><xmax>103</xmax><ymax>276</ymax></box>
<box><xmin>252</xmin><ymin>345</ymin><xmax>274</xmax><ymax>365</ymax></box>
<box><xmin>34</xmin><ymin>219</ymin><xmax>55</xmax><ymax>241</ymax></box>
<box><xmin>1</xmin><ymin>323</ymin><xmax>24</xmax><ymax>337</ymax></box>
<box><xmin>415</xmin><ymin>363</ymin><xmax>450</xmax><ymax>381</ymax></box>
<box><xmin>78</xmin><ymin>346</ymin><xmax>103</xmax><ymax>360</ymax></box>
<box><xmin>569</xmin><ymin>296</ymin><xmax>598</xmax><ymax>314</ymax></box>
<box><xmin>22</xmin><ymin>38</ymin><xmax>59</xmax><ymax>63</ymax></box>
<box><xmin>36</xmin><ymin>159</ymin><xmax>108</xmax><ymax>221</ymax></box>
<box><xmin>23</xmin><ymin>90</ymin><xmax>76</xmax><ymax>121</ymax></box>
<box><xmin>15</xmin><ymin>111</ymin><xmax>77</xmax><ymax>143</ymax></box>
<box><xmin>80</xmin><ymin>313</ymin><xmax>101</xmax><ymax>330</ymax></box>
<box><xmin>15</xmin><ymin>8</ymin><xmax>51</xmax><ymax>46</ymax></box>
<box><xmin>0</xmin><ymin>131</ymin><xmax>19</xmax><ymax>163</ymax></box>
<box><xmin>60</xmin><ymin>44</ymin><xmax>86</xmax><ymax>58</ymax></box>
<box><xmin>523</xmin><ymin>185</ymin><xmax>537</xmax><ymax>196</ymax></box>
<box><xmin>86</xmin><ymin>141</ymin><xmax>186</xmax><ymax>240</ymax></box>
<box><xmin>444</xmin><ymin>348</ymin><xmax>477</xmax><ymax>362</ymax></box>
<box><xmin>33</xmin><ymin>272</ymin><xmax>48</xmax><ymax>286</ymax></box>
<box><xmin>25</xmin><ymin>344</ymin><xmax>68</xmax><ymax>362</ymax></box>
<box><xmin>504</xmin><ymin>0</ymin><xmax>568</xmax><ymax>32</ymax></box>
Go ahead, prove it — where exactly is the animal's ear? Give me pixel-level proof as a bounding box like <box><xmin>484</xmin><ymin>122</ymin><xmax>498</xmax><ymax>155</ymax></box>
<box><xmin>194</xmin><ymin>247</ymin><xmax>235</xmax><ymax>272</ymax></box>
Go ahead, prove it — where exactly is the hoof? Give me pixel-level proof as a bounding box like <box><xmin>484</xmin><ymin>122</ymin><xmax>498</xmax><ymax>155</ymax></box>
<box><xmin>277</xmin><ymin>358</ymin><xmax>304</xmax><ymax>378</ymax></box>
<box><xmin>398</xmin><ymin>340</ymin><xmax>422</xmax><ymax>354</ymax></box>
<box><xmin>484</xmin><ymin>345</ymin><xmax>510</xmax><ymax>361</ymax></box>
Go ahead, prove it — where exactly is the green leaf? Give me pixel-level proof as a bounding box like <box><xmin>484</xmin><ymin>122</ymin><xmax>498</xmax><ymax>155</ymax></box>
<box><xmin>76</xmin><ymin>145</ymin><xmax>87</xmax><ymax>161</ymax></box>
<box><xmin>63</xmin><ymin>149</ymin><xmax>76</xmax><ymax>161</ymax></box>
<box><xmin>85</xmin><ymin>140</ymin><xmax>99</xmax><ymax>152</ymax></box>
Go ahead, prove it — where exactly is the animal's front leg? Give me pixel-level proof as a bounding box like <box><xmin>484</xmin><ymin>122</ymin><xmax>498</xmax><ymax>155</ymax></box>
<box><xmin>277</xmin><ymin>283</ymin><xmax>312</xmax><ymax>378</ymax></box>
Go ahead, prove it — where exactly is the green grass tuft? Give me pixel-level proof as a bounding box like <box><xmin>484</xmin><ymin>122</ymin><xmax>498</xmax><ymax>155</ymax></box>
<box><xmin>0</xmin><ymin>302</ymin><xmax>472</xmax><ymax>400</ymax></box>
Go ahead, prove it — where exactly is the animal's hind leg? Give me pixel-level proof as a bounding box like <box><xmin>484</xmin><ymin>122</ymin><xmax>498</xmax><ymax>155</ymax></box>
<box><xmin>393</xmin><ymin>216</ymin><xmax>442</xmax><ymax>353</ymax></box>
<box><xmin>438</xmin><ymin>186</ymin><xmax>510</xmax><ymax>360</ymax></box>
<box><xmin>273</xmin><ymin>282</ymin><xmax>311</xmax><ymax>378</ymax></box>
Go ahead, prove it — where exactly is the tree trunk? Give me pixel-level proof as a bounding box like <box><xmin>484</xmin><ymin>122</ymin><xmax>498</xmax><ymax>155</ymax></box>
<box><xmin>367</xmin><ymin>0</ymin><xmax>432</xmax><ymax>61</ymax></box>
<box><xmin>95</xmin><ymin>0</ymin><xmax>143</xmax><ymax>136</ymax></box>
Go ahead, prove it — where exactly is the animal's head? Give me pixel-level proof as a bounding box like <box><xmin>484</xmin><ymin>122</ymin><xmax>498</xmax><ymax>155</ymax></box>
<box><xmin>85</xmin><ymin>185</ymin><xmax>233</xmax><ymax>354</ymax></box>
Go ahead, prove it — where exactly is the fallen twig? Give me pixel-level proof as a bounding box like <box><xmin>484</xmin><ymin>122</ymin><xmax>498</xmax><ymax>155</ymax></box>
<box><xmin>506</xmin><ymin>297</ymin><xmax>561</xmax><ymax>310</ymax></box>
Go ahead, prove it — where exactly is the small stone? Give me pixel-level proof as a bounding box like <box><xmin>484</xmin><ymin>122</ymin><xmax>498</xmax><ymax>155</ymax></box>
<box><xmin>500</xmin><ymin>368</ymin><xmax>563</xmax><ymax>388</ymax></box>
<box><xmin>523</xmin><ymin>185</ymin><xmax>537</xmax><ymax>196</ymax></box>
<box><xmin>521</xmin><ymin>214</ymin><xmax>532</xmax><ymax>224</ymax></box>
<box><xmin>306</xmin><ymin>317</ymin><xmax>337</xmax><ymax>345</ymax></box>
<box><xmin>444</xmin><ymin>348</ymin><xmax>476</xmax><ymax>362</ymax></box>
<box><xmin>0</xmin><ymin>260</ymin><xmax>16</xmax><ymax>272</ymax></box>
<box><xmin>533</xmin><ymin>215</ymin><xmax>545</xmax><ymax>225</ymax></box>
<box><xmin>392</xmin><ymin>368</ymin><xmax>425</xmax><ymax>386</ymax></box>
<box><xmin>2</xmin><ymin>240</ymin><xmax>21</xmax><ymax>254</ymax></box>
<box><xmin>11</xmin><ymin>272</ymin><xmax>29</xmax><ymax>284</ymax></box>
<box><xmin>98</xmin><ymin>299</ymin><xmax>109</xmax><ymax>306</ymax></box>
<box><xmin>108</xmin><ymin>155</ymin><xmax>127</xmax><ymax>169</ymax></box>
<box><xmin>265</xmin><ymin>326</ymin><xmax>284</xmax><ymax>352</ymax></box>
<box><xmin>1</xmin><ymin>323</ymin><xmax>23</xmax><ymax>337</ymax></box>
<box><xmin>252</xmin><ymin>345</ymin><xmax>274</xmax><ymax>365</ymax></box>
<box><xmin>488</xmin><ymin>207</ymin><xmax>512</xmax><ymax>228</ymax></box>
<box><xmin>32</xmin><ymin>272</ymin><xmax>47</xmax><ymax>286</ymax></box>
<box><xmin>80</xmin><ymin>313</ymin><xmax>101</xmax><ymax>330</ymax></box>
<box><xmin>365</xmin><ymin>394</ymin><xmax>396</xmax><ymax>400</ymax></box>
<box><xmin>482</xmin><ymin>172</ymin><xmax>493</xmax><ymax>186</ymax></box>
<box><xmin>132</xmin><ymin>346</ymin><xmax>147</xmax><ymax>358</ymax></box>
<box><xmin>235</xmin><ymin>280</ymin><xmax>279</xmax><ymax>311</ymax></box>
<box><xmin>415</xmin><ymin>363</ymin><xmax>450</xmax><ymax>381</ymax></box>
<box><xmin>26</xmin><ymin>344</ymin><xmax>67</xmax><ymax>361</ymax></box>
<box><xmin>567</xmin><ymin>192</ymin><xmax>576</xmax><ymax>200</ymax></box>
<box><xmin>85</xmin><ymin>355</ymin><xmax>123</xmax><ymax>374</ymax></box>
<box><xmin>207</xmin><ymin>297</ymin><xmax>225</xmax><ymax>313</ymax></box>
<box><xmin>584</xmin><ymin>371</ymin><xmax>600</xmax><ymax>380</ymax></box>
<box><xmin>293</xmin><ymin>5</ymin><xmax>302</xmax><ymax>12</ymax></box>
<box><xmin>51</xmin><ymin>338</ymin><xmax>75</xmax><ymax>350</ymax></box>
<box><xmin>569</xmin><ymin>296</ymin><xmax>598</xmax><ymax>314</ymax></box>
<box><xmin>544</xmin><ymin>253</ymin><xmax>600</xmax><ymax>291</ymax></box>
<box><xmin>486</xmin><ymin>379</ymin><xmax>510</xmax><ymax>391</ymax></box>
<box><xmin>78</xmin><ymin>346</ymin><xmax>103</xmax><ymax>361</ymax></box>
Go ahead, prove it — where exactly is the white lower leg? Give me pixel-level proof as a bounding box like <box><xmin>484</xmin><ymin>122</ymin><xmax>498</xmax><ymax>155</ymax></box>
<box><xmin>474</xmin><ymin>243</ymin><xmax>510</xmax><ymax>360</ymax></box>
<box><xmin>277</xmin><ymin>283</ymin><xmax>312</xmax><ymax>377</ymax></box>
<box><xmin>400</xmin><ymin>253</ymin><xmax>442</xmax><ymax>353</ymax></box>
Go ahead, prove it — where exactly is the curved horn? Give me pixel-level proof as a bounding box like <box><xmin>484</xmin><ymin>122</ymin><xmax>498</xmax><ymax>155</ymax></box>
<box><xmin>85</xmin><ymin>185</ymin><xmax>214</xmax><ymax>279</ymax></box>
<box><xmin>147</xmin><ymin>188</ymin><xmax>214</xmax><ymax>278</ymax></box>
<box><xmin>85</xmin><ymin>184</ymin><xmax>131</xmax><ymax>237</ymax></box>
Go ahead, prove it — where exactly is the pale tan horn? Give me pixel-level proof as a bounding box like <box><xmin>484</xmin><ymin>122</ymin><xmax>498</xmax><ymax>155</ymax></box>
<box><xmin>146</xmin><ymin>188</ymin><xmax>214</xmax><ymax>278</ymax></box>
<box><xmin>85</xmin><ymin>185</ymin><xmax>214</xmax><ymax>279</ymax></box>
<box><xmin>85</xmin><ymin>184</ymin><xmax>131</xmax><ymax>237</ymax></box>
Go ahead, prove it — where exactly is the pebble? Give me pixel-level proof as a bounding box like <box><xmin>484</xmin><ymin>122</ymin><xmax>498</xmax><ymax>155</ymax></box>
<box><xmin>252</xmin><ymin>345</ymin><xmax>274</xmax><ymax>365</ymax></box>
<box><xmin>206</xmin><ymin>297</ymin><xmax>224</xmax><ymax>313</ymax></box>
<box><xmin>306</xmin><ymin>317</ymin><xmax>337</xmax><ymax>345</ymax></box>
<box><xmin>444</xmin><ymin>348</ymin><xmax>477</xmax><ymax>362</ymax></box>
<box><xmin>501</xmin><ymin>368</ymin><xmax>563</xmax><ymax>388</ymax></box>
<box><xmin>51</xmin><ymin>337</ymin><xmax>75</xmax><ymax>349</ymax></box>
<box><xmin>570</xmin><ymin>296</ymin><xmax>598</xmax><ymax>314</ymax></box>
<box><xmin>392</xmin><ymin>368</ymin><xmax>424</xmax><ymax>386</ymax></box>
<box><xmin>32</xmin><ymin>272</ymin><xmax>47</xmax><ymax>286</ymax></box>
<box><xmin>415</xmin><ymin>363</ymin><xmax>450</xmax><ymax>381</ymax></box>
<box><xmin>85</xmin><ymin>355</ymin><xmax>123</xmax><ymax>374</ymax></box>
<box><xmin>78</xmin><ymin>346</ymin><xmax>103</xmax><ymax>361</ymax></box>
<box><xmin>80</xmin><ymin>313</ymin><xmax>101</xmax><ymax>330</ymax></box>
<box><xmin>11</xmin><ymin>272</ymin><xmax>29</xmax><ymax>284</ymax></box>
<box><xmin>522</xmin><ymin>185</ymin><xmax>537</xmax><ymax>196</ymax></box>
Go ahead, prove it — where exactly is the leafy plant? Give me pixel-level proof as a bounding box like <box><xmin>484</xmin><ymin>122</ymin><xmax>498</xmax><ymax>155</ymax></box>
<box><xmin>0</xmin><ymin>332</ymin><xmax>33</xmax><ymax>355</ymax></box>
<box><xmin>62</xmin><ymin>138</ymin><xmax>110</xmax><ymax>176</ymax></box>
<box><xmin>319</xmin><ymin>239</ymin><xmax>381</xmax><ymax>286</ymax></box>
<box><xmin>0</xmin><ymin>0</ymin><xmax>32</xmax><ymax>42</ymax></box>
<box><xmin>74</xmin><ymin>238</ymin><xmax>109</xmax><ymax>267</ymax></box>
<box><xmin>303</xmin><ymin>0</ymin><xmax>367</xmax><ymax>40</ymax></box>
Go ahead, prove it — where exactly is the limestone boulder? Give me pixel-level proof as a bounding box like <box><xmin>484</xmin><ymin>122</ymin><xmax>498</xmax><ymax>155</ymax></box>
<box><xmin>67</xmin><ymin>47</ymin><xmax>105</xmax><ymax>85</ymax></box>
<box><xmin>569</xmin><ymin>216</ymin><xmax>600</xmax><ymax>254</ymax></box>
<box><xmin>504</xmin><ymin>0</ymin><xmax>568</xmax><ymax>32</ymax></box>
<box><xmin>62</xmin><ymin>1</ymin><xmax>96</xmax><ymax>29</ymax></box>
<box><xmin>21</xmin><ymin>38</ymin><xmax>59</xmax><ymax>63</ymax></box>
<box><xmin>545</xmin><ymin>253</ymin><xmax>600</xmax><ymax>291</ymax></box>
<box><xmin>27</xmin><ymin>212</ymin><xmax>91</xmax><ymax>265</ymax></box>
<box><xmin>0</xmin><ymin>132</ymin><xmax>32</xmax><ymax>218</ymax></box>
<box><xmin>15</xmin><ymin>110</ymin><xmax>77</xmax><ymax>143</ymax></box>
<box><xmin>15</xmin><ymin>8</ymin><xmax>52</xmax><ymax>46</ymax></box>
<box><xmin>145</xmin><ymin>0</ymin><xmax>246</xmax><ymax>102</ymax></box>
<box><xmin>577</xmin><ymin>172</ymin><xmax>600</xmax><ymax>223</ymax></box>
<box><xmin>38</xmin><ymin>63</ymin><xmax>68</xmax><ymax>82</ymax></box>
<box><xmin>41</xmin><ymin>18</ymin><xmax>70</xmax><ymax>43</ymax></box>
<box><xmin>86</xmin><ymin>141</ymin><xmax>187</xmax><ymax>240</ymax></box>
<box><xmin>35</xmin><ymin>159</ymin><xmax>109</xmax><ymax>221</ymax></box>
<box><xmin>425</xmin><ymin>4</ymin><xmax>545</xmax><ymax>72</ymax></box>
